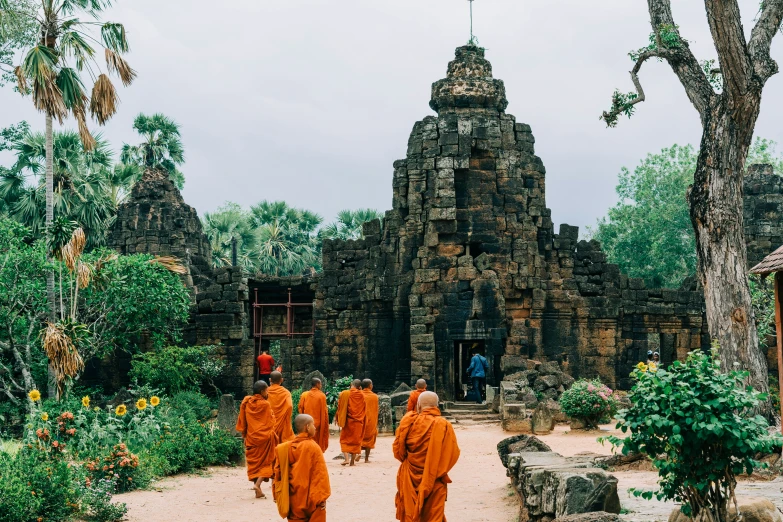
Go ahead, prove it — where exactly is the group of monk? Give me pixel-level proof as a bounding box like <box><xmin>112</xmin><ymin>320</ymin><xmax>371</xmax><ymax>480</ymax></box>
<box><xmin>235</xmin><ymin>371</ymin><xmax>460</xmax><ymax>522</ymax></box>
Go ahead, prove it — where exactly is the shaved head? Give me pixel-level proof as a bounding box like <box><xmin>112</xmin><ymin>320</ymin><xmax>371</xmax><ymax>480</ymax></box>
<box><xmin>417</xmin><ymin>391</ymin><xmax>439</xmax><ymax>410</ymax></box>
<box><xmin>270</xmin><ymin>371</ymin><xmax>283</xmax><ymax>384</ymax></box>
<box><xmin>351</xmin><ymin>379</ymin><xmax>362</xmax><ymax>389</ymax></box>
<box><xmin>415</xmin><ymin>379</ymin><xmax>427</xmax><ymax>390</ymax></box>
<box><xmin>253</xmin><ymin>380</ymin><xmax>269</xmax><ymax>395</ymax></box>
<box><xmin>361</xmin><ymin>379</ymin><xmax>373</xmax><ymax>390</ymax></box>
<box><xmin>311</xmin><ymin>377</ymin><xmax>322</xmax><ymax>388</ymax></box>
<box><xmin>294</xmin><ymin>414</ymin><xmax>314</xmax><ymax>434</ymax></box>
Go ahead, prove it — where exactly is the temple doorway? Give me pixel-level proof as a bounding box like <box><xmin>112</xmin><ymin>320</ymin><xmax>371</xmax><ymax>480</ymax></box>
<box><xmin>453</xmin><ymin>340</ymin><xmax>486</xmax><ymax>401</ymax></box>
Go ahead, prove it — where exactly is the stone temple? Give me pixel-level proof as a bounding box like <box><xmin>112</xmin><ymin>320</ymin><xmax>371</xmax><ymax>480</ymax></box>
<box><xmin>108</xmin><ymin>45</ymin><xmax>783</xmax><ymax>399</ymax></box>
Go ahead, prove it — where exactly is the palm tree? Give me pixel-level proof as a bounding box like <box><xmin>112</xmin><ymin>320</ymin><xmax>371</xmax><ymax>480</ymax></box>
<box><xmin>121</xmin><ymin>113</ymin><xmax>185</xmax><ymax>189</ymax></box>
<box><xmin>319</xmin><ymin>209</ymin><xmax>383</xmax><ymax>240</ymax></box>
<box><xmin>202</xmin><ymin>202</ymin><xmax>259</xmax><ymax>269</ymax></box>
<box><xmin>249</xmin><ymin>201</ymin><xmax>322</xmax><ymax>276</ymax></box>
<box><xmin>0</xmin><ymin>129</ymin><xmax>115</xmax><ymax>247</ymax></box>
<box><xmin>0</xmin><ymin>2</ymin><xmax>135</xmax><ymax>397</ymax></box>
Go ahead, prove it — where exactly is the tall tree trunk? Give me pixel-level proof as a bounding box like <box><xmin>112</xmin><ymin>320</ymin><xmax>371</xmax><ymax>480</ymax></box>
<box><xmin>45</xmin><ymin>113</ymin><xmax>57</xmax><ymax>399</ymax></box>
<box><xmin>689</xmin><ymin>99</ymin><xmax>770</xmax><ymax>413</ymax></box>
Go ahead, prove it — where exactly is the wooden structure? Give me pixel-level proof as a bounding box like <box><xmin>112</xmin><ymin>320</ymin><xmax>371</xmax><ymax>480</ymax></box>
<box><xmin>749</xmin><ymin>245</ymin><xmax>783</xmax><ymax>433</ymax></box>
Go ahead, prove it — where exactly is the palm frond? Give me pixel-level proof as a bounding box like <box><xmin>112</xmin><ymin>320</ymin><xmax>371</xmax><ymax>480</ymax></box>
<box><xmin>13</xmin><ymin>65</ymin><xmax>27</xmax><ymax>94</ymax></box>
<box><xmin>104</xmin><ymin>48</ymin><xmax>135</xmax><ymax>86</ymax></box>
<box><xmin>73</xmin><ymin>103</ymin><xmax>97</xmax><ymax>151</ymax></box>
<box><xmin>59</xmin><ymin>30</ymin><xmax>95</xmax><ymax>71</ymax></box>
<box><xmin>150</xmin><ymin>255</ymin><xmax>187</xmax><ymax>274</ymax></box>
<box><xmin>100</xmin><ymin>22</ymin><xmax>128</xmax><ymax>53</ymax></box>
<box><xmin>23</xmin><ymin>46</ymin><xmax>67</xmax><ymax>121</ymax></box>
<box><xmin>89</xmin><ymin>73</ymin><xmax>117</xmax><ymax>124</ymax></box>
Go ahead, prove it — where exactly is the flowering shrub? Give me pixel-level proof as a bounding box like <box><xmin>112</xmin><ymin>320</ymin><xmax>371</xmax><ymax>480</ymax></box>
<box><xmin>85</xmin><ymin>444</ymin><xmax>144</xmax><ymax>493</ymax></box>
<box><xmin>603</xmin><ymin>348</ymin><xmax>782</xmax><ymax>521</ymax></box>
<box><xmin>559</xmin><ymin>379</ymin><xmax>619</xmax><ymax>429</ymax></box>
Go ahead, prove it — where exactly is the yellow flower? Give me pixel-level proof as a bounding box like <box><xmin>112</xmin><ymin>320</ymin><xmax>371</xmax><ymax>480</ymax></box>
<box><xmin>648</xmin><ymin>362</ymin><xmax>658</xmax><ymax>372</ymax></box>
<box><xmin>636</xmin><ymin>362</ymin><xmax>648</xmax><ymax>373</ymax></box>
<box><xmin>115</xmin><ymin>405</ymin><xmax>127</xmax><ymax>416</ymax></box>
<box><xmin>93</xmin><ymin>407</ymin><xmax>101</xmax><ymax>412</ymax></box>
<box><xmin>149</xmin><ymin>396</ymin><xmax>160</xmax><ymax>407</ymax></box>
<box><xmin>136</xmin><ymin>398</ymin><xmax>147</xmax><ymax>411</ymax></box>
<box><xmin>81</xmin><ymin>396</ymin><xmax>90</xmax><ymax>408</ymax></box>
<box><xmin>28</xmin><ymin>390</ymin><xmax>41</xmax><ymax>402</ymax></box>
<box><xmin>41</xmin><ymin>413</ymin><xmax>49</xmax><ymax>422</ymax></box>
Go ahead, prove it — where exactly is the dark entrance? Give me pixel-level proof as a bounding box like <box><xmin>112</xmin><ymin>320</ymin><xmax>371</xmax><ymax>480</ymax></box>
<box><xmin>452</xmin><ymin>340</ymin><xmax>485</xmax><ymax>401</ymax></box>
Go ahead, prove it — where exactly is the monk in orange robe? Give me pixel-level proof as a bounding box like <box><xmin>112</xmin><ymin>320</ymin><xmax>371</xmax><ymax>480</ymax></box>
<box><xmin>236</xmin><ymin>380</ymin><xmax>278</xmax><ymax>499</ymax></box>
<box><xmin>273</xmin><ymin>414</ymin><xmax>331</xmax><ymax>522</ymax></box>
<box><xmin>268</xmin><ymin>371</ymin><xmax>295</xmax><ymax>444</ymax></box>
<box><xmin>336</xmin><ymin>379</ymin><xmax>366</xmax><ymax>466</ymax></box>
<box><xmin>297</xmin><ymin>377</ymin><xmax>330</xmax><ymax>452</ymax></box>
<box><xmin>361</xmin><ymin>378</ymin><xmax>379</xmax><ymax>463</ymax></box>
<box><xmin>406</xmin><ymin>379</ymin><xmax>427</xmax><ymax>412</ymax></box>
<box><xmin>394</xmin><ymin>391</ymin><xmax>460</xmax><ymax>522</ymax></box>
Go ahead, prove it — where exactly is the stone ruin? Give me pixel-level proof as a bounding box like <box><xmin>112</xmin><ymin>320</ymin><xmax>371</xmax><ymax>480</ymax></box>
<box><xmin>108</xmin><ymin>45</ymin><xmax>783</xmax><ymax>399</ymax></box>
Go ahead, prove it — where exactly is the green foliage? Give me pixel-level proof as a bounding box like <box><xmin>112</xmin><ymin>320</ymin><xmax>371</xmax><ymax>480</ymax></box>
<box><xmin>324</xmin><ymin>375</ymin><xmax>353</xmax><ymax>420</ymax></box>
<box><xmin>559</xmin><ymin>379</ymin><xmax>619</xmax><ymax>429</ymax></box>
<box><xmin>290</xmin><ymin>387</ymin><xmax>303</xmax><ymax>429</ymax></box>
<box><xmin>604</xmin><ymin>349</ymin><xmax>781</xmax><ymax>520</ymax></box>
<box><xmin>121</xmin><ymin>113</ymin><xmax>185</xmax><ymax>190</ymax></box>
<box><xmin>749</xmin><ymin>274</ymin><xmax>775</xmax><ymax>350</ymax></box>
<box><xmin>129</xmin><ymin>345</ymin><xmax>226</xmax><ymax>395</ymax></box>
<box><xmin>85</xmin><ymin>443</ymin><xmax>143</xmax><ymax>493</ymax></box>
<box><xmin>203</xmin><ymin>202</ymin><xmax>259</xmax><ymax>269</ymax></box>
<box><xmin>601</xmin><ymin>90</ymin><xmax>639</xmax><ymax>127</ymax></box>
<box><xmin>319</xmin><ymin>209</ymin><xmax>383</xmax><ymax>240</ymax></box>
<box><xmin>80</xmin><ymin>252</ymin><xmax>191</xmax><ymax>355</ymax></box>
<box><xmin>250</xmin><ymin>200</ymin><xmax>322</xmax><ymax>276</ymax></box>
<box><xmin>0</xmin><ymin>0</ymin><xmax>37</xmax><ymax>88</ymax></box>
<box><xmin>591</xmin><ymin>140</ymin><xmax>783</xmax><ymax>288</ymax></box>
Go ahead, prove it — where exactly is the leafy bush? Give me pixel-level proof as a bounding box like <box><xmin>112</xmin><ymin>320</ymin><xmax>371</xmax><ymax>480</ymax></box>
<box><xmin>164</xmin><ymin>391</ymin><xmax>215</xmax><ymax>423</ymax></box>
<box><xmin>129</xmin><ymin>345</ymin><xmax>225</xmax><ymax>394</ymax></box>
<box><xmin>85</xmin><ymin>444</ymin><xmax>145</xmax><ymax>493</ymax></box>
<box><xmin>559</xmin><ymin>379</ymin><xmax>619</xmax><ymax>429</ymax></box>
<box><xmin>324</xmin><ymin>375</ymin><xmax>353</xmax><ymax>420</ymax></box>
<box><xmin>0</xmin><ymin>447</ymin><xmax>127</xmax><ymax>522</ymax></box>
<box><xmin>290</xmin><ymin>388</ymin><xmax>303</xmax><ymax>429</ymax></box>
<box><xmin>149</xmin><ymin>416</ymin><xmax>241</xmax><ymax>475</ymax></box>
<box><xmin>604</xmin><ymin>348</ymin><xmax>782</xmax><ymax>521</ymax></box>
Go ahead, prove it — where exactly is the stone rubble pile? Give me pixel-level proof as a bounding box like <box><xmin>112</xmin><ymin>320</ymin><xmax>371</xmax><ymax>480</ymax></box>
<box><xmin>499</xmin><ymin>359</ymin><xmax>575</xmax><ymax>433</ymax></box>
<box><xmin>497</xmin><ymin>435</ymin><xmax>621</xmax><ymax>522</ymax></box>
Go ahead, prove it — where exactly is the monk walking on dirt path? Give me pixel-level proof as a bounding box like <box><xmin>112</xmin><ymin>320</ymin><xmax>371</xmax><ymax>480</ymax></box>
<box><xmin>337</xmin><ymin>379</ymin><xmax>366</xmax><ymax>466</ymax></box>
<box><xmin>273</xmin><ymin>414</ymin><xmax>331</xmax><ymax>522</ymax></box>
<box><xmin>361</xmin><ymin>378</ymin><xmax>379</xmax><ymax>463</ymax></box>
<box><xmin>406</xmin><ymin>379</ymin><xmax>427</xmax><ymax>412</ymax></box>
<box><xmin>236</xmin><ymin>381</ymin><xmax>278</xmax><ymax>499</ymax></box>
<box><xmin>394</xmin><ymin>391</ymin><xmax>460</xmax><ymax>522</ymax></box>
<box><xmin>268</xmin><ymin>371</ymin><xmax>295</xmax><ymax>444</ymax></box>
<box><xmin>297</xmin><ymin>377</ymin><xmax>329</xmax><ymax>452</ymax></box>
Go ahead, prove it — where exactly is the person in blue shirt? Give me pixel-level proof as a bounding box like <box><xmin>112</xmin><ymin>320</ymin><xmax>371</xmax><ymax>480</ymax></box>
<box><xmin>466</xmin><ymin>350</ymin><xmax>489</xmax><ymax>404</ymax></box>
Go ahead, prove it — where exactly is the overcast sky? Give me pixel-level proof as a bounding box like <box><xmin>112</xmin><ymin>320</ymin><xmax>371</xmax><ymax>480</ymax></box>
<box><xmin>2</xmin><ymin>0</ymin><xmax>782</xmax><ymax>233</ymax></box>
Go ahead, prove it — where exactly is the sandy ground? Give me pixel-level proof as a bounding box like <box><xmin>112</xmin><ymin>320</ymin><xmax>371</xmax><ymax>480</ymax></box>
<box><xmin>120</xmin><ymin>422</ymin><xmax>518</xmax><ymax>522</ymax></box>
<box><xmin>119</xmin><ymin>422</ymin><xmax>783</xmax><ymax>522</ymax></box>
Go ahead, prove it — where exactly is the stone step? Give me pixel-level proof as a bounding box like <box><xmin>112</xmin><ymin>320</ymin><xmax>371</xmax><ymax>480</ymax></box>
<box><xmin>442</xmin><ymin>401</ymin><xmax>492</xmax><ymax>412</ymax></box>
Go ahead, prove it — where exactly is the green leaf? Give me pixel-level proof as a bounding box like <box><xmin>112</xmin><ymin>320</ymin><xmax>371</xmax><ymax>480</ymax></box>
<box><xmin>101</xmin><ymin>22</ymin><xmax>129</xmax><ymax>53</ymax></box>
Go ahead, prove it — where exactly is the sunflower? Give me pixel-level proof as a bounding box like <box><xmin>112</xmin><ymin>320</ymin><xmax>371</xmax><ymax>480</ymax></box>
<box><xmin>150</xmin><ymin>396</ymin><xmax>160</xmax><ymax>407</ymax></box>
<box><xmin>28</xmin><ymin>390</ymin><xmax>41</xmax><ymax>402</ymax></box>
<box><xmin>82</xmin><ymin>396</ymin><xmax>90</xmax><ymax>408</ymax></box>
<box><xmin>93</xmin><ymin>407</ymin><xmax>101</xmax><ymax>412</ymax></box>
<box><xmin>136</xmin><ymin>398</ymin><xmax>147</xmax><ymax>411</ymax></box>
<box><xmin>115</xmin><ymin>405</ymin><xmax>127</xmax><ymax>416</ymax></box>
<box><xmin>41</xmin><ymin>413</ymin><xmax>49</xmax><ymax>421</ymax></box>
<box><xmin>636</xmin><ymin>362</ymin><xmax>648</xmax><ymax>373</ymax></box>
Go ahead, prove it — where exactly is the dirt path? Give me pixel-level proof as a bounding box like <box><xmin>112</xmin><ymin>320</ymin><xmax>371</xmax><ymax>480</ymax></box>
<box><xmin>120</xmin><ymin>423</ymin><xmax>518</xmax><ymax>522</ymax></box>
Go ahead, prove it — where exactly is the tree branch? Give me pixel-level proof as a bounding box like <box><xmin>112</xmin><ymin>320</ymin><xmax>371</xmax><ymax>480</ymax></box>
<box><xmin>601</xmin><ymin>50</ymin><xmax>663</xmax><ymax>126</ymax></box>
<box><xmin>703</xmin><ymin>0</ymin><xmax>752</xmax><ymax>97</ymax></box>
<box><xmin>748</xmin><ymin>0</ymin><xmax>783</xmax><ymax>81</ymax></box>
<box><xmin>647</xmin><ymin>0</ymin><xmax>716</xmax><ymax>117</ymax></box>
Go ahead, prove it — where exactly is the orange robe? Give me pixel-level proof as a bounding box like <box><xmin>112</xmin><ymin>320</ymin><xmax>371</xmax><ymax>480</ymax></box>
<box><xmin>235</xmin><ymin>394</ymin><xmax>278</xmax><ymax>481</ymax></box>
<box><xmin>361</xmin><ymin>389</ymin><xmax>379</xmax><ymax>450</ymax></box>
<box><xmin>268</xmin><ymin>384</ymin><xmax>296</xmax><ymax>444</ymax></box>
<box><xmin>394</xmin><ymin>407</ymin><xmax>460</xmax><ymax>522</ymax></box>
<box><xmin>273</xmin><ymin>433</ymin><xmax>331</xmax><ymax>522</ymax></box>
<box><xmin>336</xmin><ymin>389</ymin><xmax>366</xmax><ymax>454</ymax></box>
<box><xmin>298</xmin><ymin>388</ymin><xmax>330</xmax><ymax>452</ymax></box>
<box><xmin>407</xmin><ymin>389</ymin><xmax>426</xmax><ymax>412</ymax></box>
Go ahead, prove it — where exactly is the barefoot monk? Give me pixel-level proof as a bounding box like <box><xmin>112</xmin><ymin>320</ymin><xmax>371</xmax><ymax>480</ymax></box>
<box><xmin>236</xmin><ymin>380</ymin><xmax>278</xmax><ymax>499</ymax></box>
<box><xmin>336</xmin><ymin>379</ymin><xmax>366</xmax><ymax>466</ymax></box>
<box><xmin>297</xmin><ymin>377</ymin><xmax>330</xmax><ymax>452</ymax></box>
<box><xmin>268</xmin><ymin>371</ymin><xmax>296</xmax><ymax>444</ymax></box>
<box><xmin>394</xmin><ymin>391</ymin><xmax>460</xmax><ymax>522</ymax></box>
<box><xmin>361</xmin><ymin>378</ymin><xmax>379</xmax><ymax>463</ymax></box>
<box><xmin>273</xmin><ymin>414</ymin><xmax>331</xmax><ymax>522</ymax></box>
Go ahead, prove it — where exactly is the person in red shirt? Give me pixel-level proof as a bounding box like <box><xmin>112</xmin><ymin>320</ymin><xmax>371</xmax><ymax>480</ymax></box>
<box><xmin>257</xmin><ymin>349</ymin><xmax>275</xmax><ymax>385</ymax></box>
